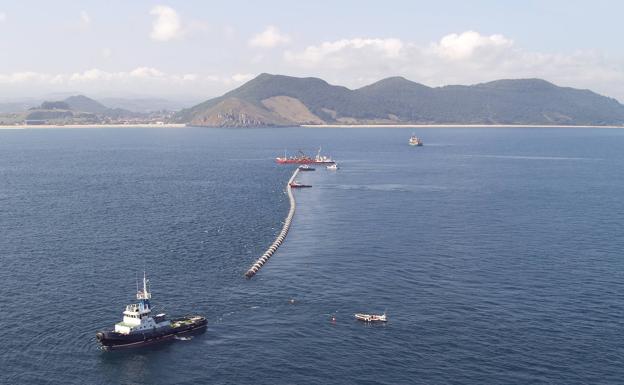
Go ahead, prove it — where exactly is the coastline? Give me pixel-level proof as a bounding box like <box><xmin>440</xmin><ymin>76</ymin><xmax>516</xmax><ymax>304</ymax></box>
<box><xmin>0</xmin><ymin>123</ymin><xmax>186</xmax><ymax>129</ymax></box>
<box><xmin>2</xmin><ymin>123</ymin><xmax>624</xmax><ymax>130</ymax></box>
<box><xmin>300</xmin><ymin>124</ymin><xmax>624</xmax><ymax>129</ymax></box>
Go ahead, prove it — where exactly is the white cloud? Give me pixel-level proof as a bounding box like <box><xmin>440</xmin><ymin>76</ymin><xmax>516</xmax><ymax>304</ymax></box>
<box><xmin>69</xmin><ymin>68</ymin><xmax>113</xmax><ymax>82</ymax></box>
<box><xmin>130</xmin><ymin>67</ymin><xmax>165</xmax><ymax>78</ymax></box>
<box><xmin>0</xmin><ymin>71</ymin><xmax>50</xmax><ymax>83</ymax></box>
<box><xmin>149</xmin><ymin>5</ymin><xmax>183</xmax><ymax>42</ymax></box>
<box><xmin>285</xmin><ymin>38</ymin><xmax>403</xmax><ymax>68</ymax></box>
<box><xmin>249</xmin><ymin>26</ymin><xmax>290</xmax><ymax>48</ymax></box>
<box><xmin>0</xmin><ymin>68</ymin><xmax>252</xmax><ymax>86</ymax></box>
<box><xmin>0</xmin><ymin>67</ymin><xmax>255</xmax><ymax>98</ymax></box>
<box><xmin>79</xmin><ymin>10</ymin><xmax>91</xmax><ymax>27</ymax></box>
<box><xmin>431</xmin><ymin>30</ymin><xmax>512</xmax><ymax>60</ymax></box>
<box><xmin>231</xmin><ymin>73</ymin><xmax>255</xmax><ymax>82</ymax></box>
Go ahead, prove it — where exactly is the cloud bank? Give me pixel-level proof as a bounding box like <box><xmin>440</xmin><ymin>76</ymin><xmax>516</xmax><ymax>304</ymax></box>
<box><xmin>283</xmin><ymin>31</ymin><xmax>624</xmax><ymax>100</ymax></box>
<box><xmin>0</xmin><ymin>68</ymin><xmax>257</xmax><ymax>97</ymax></box>
<box><xmin>1</xmin><ymin>25</ymin><xmax>622</xmax><ymax>101</ymax></box>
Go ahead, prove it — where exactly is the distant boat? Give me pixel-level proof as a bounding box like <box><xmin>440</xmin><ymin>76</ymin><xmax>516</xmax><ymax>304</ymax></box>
<box><xmin>276</xmin><ymin>147</ymin><xmax>335</xmax><ymax>164</ymax></box>
<box><xmin>409</xmin><ymin>134</ymin><xmax>423</xmax><ymax>146</ymax></box>
<box><xmin>354</xmin><ymin>312</ymin><xmax>387</xmax><ymax>322</ymax></box>
<box><xmin>298</xmin><ymin>165</ymin><xmax>315</xmax><ymax>171</ymax></box>
<box><xmin>289</xmin><ymin>180</ymin><xmax>312</xmax><ymax>188</ymax></box>
<box><xmin>326</xmin><ymin>163</ymin><xmax>339</xmax><ymax>170</ymax></box>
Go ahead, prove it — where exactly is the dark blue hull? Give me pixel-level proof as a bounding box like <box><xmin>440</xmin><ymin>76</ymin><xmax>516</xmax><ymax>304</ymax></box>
<box><xmin>96</xmin><ymin>316</ymin><xmax>207</xmax><ymax>350</ymax></box>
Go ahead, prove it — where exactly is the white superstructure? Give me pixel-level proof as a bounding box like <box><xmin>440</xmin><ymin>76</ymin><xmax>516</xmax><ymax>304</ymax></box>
<box><xmin>114</xmin><ymin>273</ymin><xmax>168</xmax><ymax>334</ymax></box>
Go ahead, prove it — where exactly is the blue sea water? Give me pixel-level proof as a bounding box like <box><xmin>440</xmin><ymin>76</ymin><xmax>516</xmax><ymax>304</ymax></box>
<box><xmin>1</xmin><ymin>127</ymin><xmax>623</xmax><ymax>384</ymax></box>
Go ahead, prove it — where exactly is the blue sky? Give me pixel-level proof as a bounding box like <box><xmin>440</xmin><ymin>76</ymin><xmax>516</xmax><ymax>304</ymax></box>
<box><xmin>0</xmin><ymin>0</ymin><xmax>622</xmax><ymax>101</ymax></box>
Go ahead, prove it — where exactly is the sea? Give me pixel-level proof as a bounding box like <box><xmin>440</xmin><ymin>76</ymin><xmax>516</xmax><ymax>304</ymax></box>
<box><xmin>1</xmin><ymin>126</ymin><xmax>623</xmax><ymax>384</ymax></box>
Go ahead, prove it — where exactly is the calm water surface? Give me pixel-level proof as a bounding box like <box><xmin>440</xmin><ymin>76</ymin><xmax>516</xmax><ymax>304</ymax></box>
<box><xmin>1</xmin><ymin>127</ymin><xmax>623</xmax><ymax>384</ymax></box>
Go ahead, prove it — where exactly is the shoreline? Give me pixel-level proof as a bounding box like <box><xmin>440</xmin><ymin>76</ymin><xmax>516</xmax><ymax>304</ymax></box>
<box><xmin>0</xmin><ymin>123</ymin><xmax>186</xmax><ymax>129</ymax></box>
<box><xmin>300</xmin><ymin>124</ymin><xmax>624</xmax><ymax>129</ymax></box>
<box><xmin>2</xmin><ymin>123</ymin><xmax>623</xmax><ymax>130</ymax></box>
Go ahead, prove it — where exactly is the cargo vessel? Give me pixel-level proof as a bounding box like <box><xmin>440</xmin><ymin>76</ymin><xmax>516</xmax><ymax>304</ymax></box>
<box><xmin>276</xmin><ymin>147</ymin><xmax>335</xmax><ymax>164</ymax></box>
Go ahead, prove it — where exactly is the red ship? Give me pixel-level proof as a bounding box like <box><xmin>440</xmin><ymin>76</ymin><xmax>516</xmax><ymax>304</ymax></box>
<box><xmin>276</xmin><ymin>147</ymin><xmax>335</xmax><ymax>164</ymax></box>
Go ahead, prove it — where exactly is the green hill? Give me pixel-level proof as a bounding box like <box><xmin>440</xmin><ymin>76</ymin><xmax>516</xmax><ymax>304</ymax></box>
<box><xmin>176</xmin><ymin>74</ymin><xmax>624</xmax><ymax>127</ymax></box>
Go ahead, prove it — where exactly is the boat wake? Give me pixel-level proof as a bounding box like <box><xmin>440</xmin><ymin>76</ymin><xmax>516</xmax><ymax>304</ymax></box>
<box><xmin>326</xmin><ymin>184</ymin><xmax>446</xmax><ymax>193</ymax></box>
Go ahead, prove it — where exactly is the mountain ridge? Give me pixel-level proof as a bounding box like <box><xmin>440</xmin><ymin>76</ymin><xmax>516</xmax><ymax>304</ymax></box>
<box><xmin>176</xmin><ymin>74</ymin><xmax>624</xmax><ymax>127</ymax></box>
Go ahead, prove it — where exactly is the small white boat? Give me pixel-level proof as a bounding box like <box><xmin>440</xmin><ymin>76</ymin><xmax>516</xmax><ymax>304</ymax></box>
<box><xmin>354</xmin><ymin>312</ymin><xmax>387</xmax><ymax>322</ymax></box>
<box><xmin>326</xmin><ymin>163</ymin><xmax>338</xmax><ymax>170</ymax></box>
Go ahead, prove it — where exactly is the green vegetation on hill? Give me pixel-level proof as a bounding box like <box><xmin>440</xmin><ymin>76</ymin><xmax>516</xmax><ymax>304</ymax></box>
<box><xmin>64</xmin><ymin>95</ymin><xmax>109</xmax><ymax>114</ymax></box>
<box><xmin>39</xmin><ymin>101</ymin><xmax>70</xmax><ymax>110</ymax></box>
<box><xmin>176</xmin><ymin>74</ymin><xmax>624</xmax><ymax>127</ymax></box>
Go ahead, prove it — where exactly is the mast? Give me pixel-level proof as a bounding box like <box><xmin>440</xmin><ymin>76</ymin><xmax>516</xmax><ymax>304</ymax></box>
<box><xmin>136</xmin><ymin>272</ymin><xmax>151</xmax><ymax>300</ymax></box>
<box><xmin>135</xmin><ymin>271</ymin><xmax>151</xmax><ymax>313</ymax></box>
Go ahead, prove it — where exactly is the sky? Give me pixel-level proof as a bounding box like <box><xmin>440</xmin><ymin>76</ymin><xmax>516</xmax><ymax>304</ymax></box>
<box><xmin>0</xmin><ymin>0</ymin><xmax>623</xmax><ymax>102</ymax></box>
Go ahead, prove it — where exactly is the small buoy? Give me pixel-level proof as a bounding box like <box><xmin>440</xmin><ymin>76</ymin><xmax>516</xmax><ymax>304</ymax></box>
<box><xmin>289</xmin><ymin>298</ymin><xmax>296</xmax><ymax>304</ymax></box>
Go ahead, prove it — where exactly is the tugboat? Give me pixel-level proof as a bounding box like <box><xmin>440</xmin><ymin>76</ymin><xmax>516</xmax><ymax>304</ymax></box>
<box><xmin>95</xmin><ymin>273</ymin><xmax>207</xmax><ymax>350</ymax></box>
<box><xmin>276</xmin><ymin>147</ymin><xmax>335</xmax><ymax>164</ymax></box>
<box><xmin>298</xmin><ymin>165</ymin><xmax>315</xmax><ymax>171</ymax></box>
<box><xmin>354</xmin><ymin>312</ymin><xmax>387</xmax><ymax>323</ymax></box>
<box><xmin>409</xmin><ymin>134</ymin><xmax>423</xmax><ymax>146</ymax></box>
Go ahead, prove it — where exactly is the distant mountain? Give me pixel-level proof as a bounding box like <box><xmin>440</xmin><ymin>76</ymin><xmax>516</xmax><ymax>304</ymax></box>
<box><xmin>25</xmin><ymin>95</ymin><xmax>137</xmax><ymax>119</ymax></box>
<box><xmin>19</xmin><ymin>94</ymin><xmax>141</xmax><ymax>122</ymax></box>
<box><xmin>176</xmin><ymin>74</ymin><xmax>624</xmax><ymax>127</ymax></box>
<box><xmin>64</xmin><ymin>95</ymin><xmax>108</xmax><ymax>114</ymax></box>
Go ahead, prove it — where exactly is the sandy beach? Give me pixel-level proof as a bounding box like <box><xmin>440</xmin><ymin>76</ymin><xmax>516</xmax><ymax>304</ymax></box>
<box><xmin>0</xmin><ymin>123</ymin><xmax>186</xmax><ymax>129</ymax></box>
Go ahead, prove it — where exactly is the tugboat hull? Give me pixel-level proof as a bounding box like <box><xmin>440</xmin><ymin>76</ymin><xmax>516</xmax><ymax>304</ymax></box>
<box><xmin>96</xmin><ymin>316</ymin><xmax>207</xmax><ymax>350</ymax></box>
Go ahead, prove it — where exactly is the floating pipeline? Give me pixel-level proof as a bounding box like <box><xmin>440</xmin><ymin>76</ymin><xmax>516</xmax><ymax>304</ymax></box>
<box><xmin>245</xmin><ymin>168</ymin><xmax>299</xmax><ymax>279</ymax></box>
